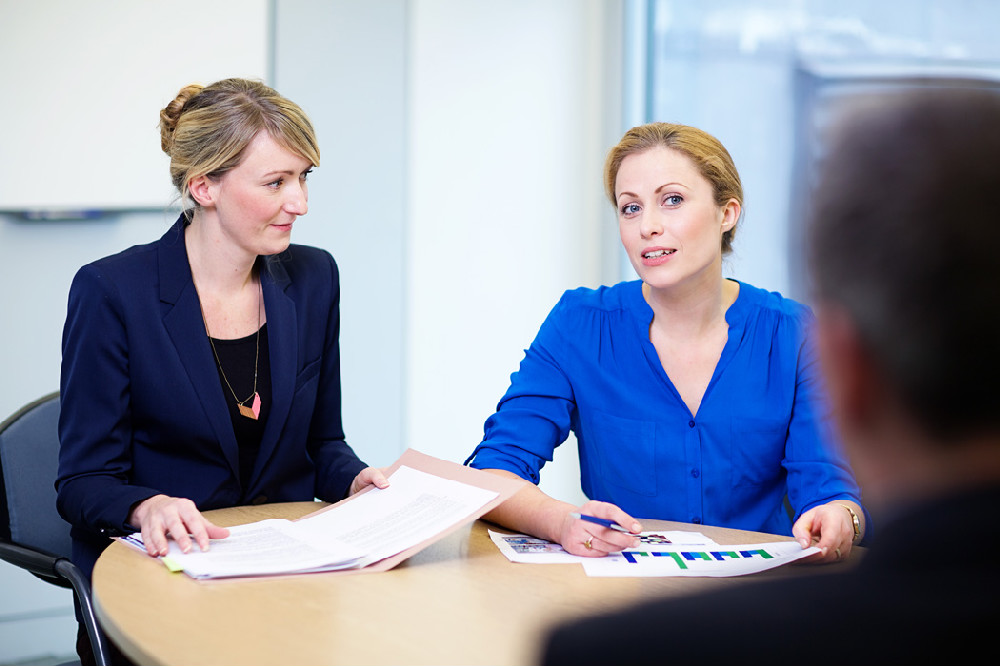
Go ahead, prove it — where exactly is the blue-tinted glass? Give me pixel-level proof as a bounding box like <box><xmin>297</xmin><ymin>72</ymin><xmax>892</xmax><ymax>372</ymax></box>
<box><xmin>632</xmin><ymin>0</ymin><xmax>1000</xmax><ymax>298</ymax></box>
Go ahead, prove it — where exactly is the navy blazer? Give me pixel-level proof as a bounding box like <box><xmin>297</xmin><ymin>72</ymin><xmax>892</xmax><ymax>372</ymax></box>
<box><xmin>56</xmin><ymin>217</ymin><xmax>368</xmax><ymax>577</ymax></box>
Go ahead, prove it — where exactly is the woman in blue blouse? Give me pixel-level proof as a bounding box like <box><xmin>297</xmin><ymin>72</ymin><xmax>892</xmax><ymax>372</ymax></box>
<box><xmin>466</xmin><ymin>122</ymin><xmax>866</xmax><ymax>562</ymax></box>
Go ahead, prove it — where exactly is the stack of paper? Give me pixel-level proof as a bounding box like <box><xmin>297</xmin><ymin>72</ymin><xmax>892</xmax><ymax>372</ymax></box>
<box><xmin>121</xmin><ymin>451</ymin><xmax>521</xmax><ymax>579</ymax></box>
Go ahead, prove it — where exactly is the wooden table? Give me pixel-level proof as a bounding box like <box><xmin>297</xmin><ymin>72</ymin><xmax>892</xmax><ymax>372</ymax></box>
<box><xmin>93</xmin><ymin>502</ymin><xmax>845</xmax><ymax>666</ymax></box>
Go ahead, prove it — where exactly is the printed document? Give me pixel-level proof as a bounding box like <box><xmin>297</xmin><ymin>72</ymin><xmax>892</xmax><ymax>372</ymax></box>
<box><xmin>489</xmin><ymin>529</ymin><xmax>719</xmax><ymax>565</ymax></box>
<box><xmin>121</xmin><ymin>452</ymin><xmax>513</xmax><ymax>579</ymax></box>
<box><xmin>294</xmin><ymin>465</ymin><xmax>498</xmax><ymax>566</ymax></box>
<box><xmin>581</xmin><ymin>540</ymin><xmax>820</xmax><ymax>577</ymax></box>
<box><xmin>121</xmin><ymin>519</ymin><xmax>365</xmax><ymax>579</ymax></box>
<box><xmin>488</xmin><ymin>529</ymin><xmax>819</xmax><ymax>577</ymax></box>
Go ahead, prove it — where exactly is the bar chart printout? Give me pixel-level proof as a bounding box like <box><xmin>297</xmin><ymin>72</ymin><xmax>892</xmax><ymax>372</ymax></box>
<box><xmin>581</xmin><ymin>541</ymin><xmax>819</xmax><ymax>577</ymax></box>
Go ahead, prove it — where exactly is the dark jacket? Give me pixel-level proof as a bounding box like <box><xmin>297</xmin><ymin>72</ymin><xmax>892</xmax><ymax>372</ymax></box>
<box><xmin>57</xmin><ymin>217</ymin><xmax>367</xmax><ymax>578</ymax></box>
<box><xmin>543</xmin><ymin>485</ymin><xmax>1000</xmax><ymax>665</ymax></box>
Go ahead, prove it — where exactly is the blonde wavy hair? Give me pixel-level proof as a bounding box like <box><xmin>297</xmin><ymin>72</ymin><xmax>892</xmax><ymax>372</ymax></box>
<box><xmin>159</xmin><ymin>78</ymin><xmax>320</xmax><ymax>212</ymax></box>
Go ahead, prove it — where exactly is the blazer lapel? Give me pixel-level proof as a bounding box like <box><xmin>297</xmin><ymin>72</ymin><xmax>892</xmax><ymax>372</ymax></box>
<box><xmin>250</xmin><ymin>254</ymin><xmax>297</xmax><ymax>486</ymax></box>
<box><xmin>157</xmin><ymin>219</ymin><xmax>241</xmax><ymax>478</ymax></box>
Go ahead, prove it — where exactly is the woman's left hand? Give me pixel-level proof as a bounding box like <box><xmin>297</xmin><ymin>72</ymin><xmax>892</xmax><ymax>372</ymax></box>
<box><xmin>791</xmin><ymin>501</ymin><xmax>861</xmax><ymax>564</ymax></box>
<box><xmin>349</xmin><ymin>466</ymin><xmax>390</xmax><ymax>496</ymax></box>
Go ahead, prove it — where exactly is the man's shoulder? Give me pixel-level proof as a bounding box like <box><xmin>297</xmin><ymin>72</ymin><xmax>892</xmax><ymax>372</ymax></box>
<box><xmin>543</xmin><ymin>566</ymin><xmax>993</xmax><ymax>665</ymax></box>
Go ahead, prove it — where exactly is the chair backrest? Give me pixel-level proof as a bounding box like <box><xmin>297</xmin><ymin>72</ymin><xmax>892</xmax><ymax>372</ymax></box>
<box><xmin>0</xmin><ymin>392</ymin><xmax>114</xmax><ymax>666</ymax></box>
<box><xmin>0</xmin><ymin>392</ymin><xmax>70</xmax><ymax>558</ymax></box>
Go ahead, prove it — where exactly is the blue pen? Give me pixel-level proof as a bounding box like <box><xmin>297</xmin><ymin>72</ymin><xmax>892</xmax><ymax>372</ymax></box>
<box><xmin>569</xmin><ymin>512</ymin><xmax>635</xmax><ymax>534</ymax></box>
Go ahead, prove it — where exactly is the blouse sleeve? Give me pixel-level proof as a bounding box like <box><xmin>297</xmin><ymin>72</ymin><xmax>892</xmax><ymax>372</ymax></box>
<box><xmin>56</xmin><ymin>265</ymin><xmax>160</xmax><ymax>536</ymax></box>
<box><xmin>782</xmin><ymin>310</ymin><xmax>871</xmax><ymax>538</ymax></box>
<box><xmin>465</xmin><ymin>295</ymin><xmax>577</xmax><ymax>483</ymax></box>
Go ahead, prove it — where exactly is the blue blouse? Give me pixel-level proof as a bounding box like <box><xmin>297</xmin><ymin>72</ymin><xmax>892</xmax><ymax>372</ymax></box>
<box><xmin>466</xmin><ymin>280</ymin><xmax>863</xmax><ymax>537</ymax></box>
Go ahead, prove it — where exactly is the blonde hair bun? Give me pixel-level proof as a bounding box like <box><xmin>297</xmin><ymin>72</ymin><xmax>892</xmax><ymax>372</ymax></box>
<box><xmin>159</xmin><ymin>84</ymin><xmax>205</xmax><ymax>154</ymax></box>
<box><xmin>156</xmin><ymin>78</ymin><xmax>319</xmax><ymax>213</ymax></box>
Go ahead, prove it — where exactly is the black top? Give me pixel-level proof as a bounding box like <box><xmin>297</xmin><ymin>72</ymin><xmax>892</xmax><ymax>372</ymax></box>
<box><xmin>209</xmin><ymin>324</ymin><xmax>271</xmax><ymax>492</ymax></box>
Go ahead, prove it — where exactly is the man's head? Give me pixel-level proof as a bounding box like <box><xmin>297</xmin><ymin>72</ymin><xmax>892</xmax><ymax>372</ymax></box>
<box><xmin>807</xmin><ymin>86</ymin><xmax>1000</xmax><ymax>503</ymax></box>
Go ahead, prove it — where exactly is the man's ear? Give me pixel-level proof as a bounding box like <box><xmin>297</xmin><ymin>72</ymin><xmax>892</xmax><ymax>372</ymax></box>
<box><xmin>188</xmin><ymin>174</ymin><xmax>216</xmax><ymax>207</ymax></box>
<box><xmin>815</xmin><ymin>304</ymin><xmax>881</xmax><ymax>430</ymax></box>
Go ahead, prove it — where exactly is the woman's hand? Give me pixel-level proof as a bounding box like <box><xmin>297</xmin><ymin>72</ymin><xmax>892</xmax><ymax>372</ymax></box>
<box><xmin>349</xmin><ymin>466</ymin><xmax>390</xmax><ymax>496</ymax></box>
<box><xmin>792</xmin><ymin>500</ymin><xmax>863</xmax><ymax>564</ymax></box>
<box><xmin>477</xmin><ymin>470</ymin><xmax>640</xmax><ymax>558</ymax></box>
<box><xmin>128</xmin><ymin>494</ymin><xmax>230</xmax><ymax>558</ymax></box>
<box><xmin>558</xmin><ymin>500</ymin><xmax>642</xmax><ymax>558</ymax></box>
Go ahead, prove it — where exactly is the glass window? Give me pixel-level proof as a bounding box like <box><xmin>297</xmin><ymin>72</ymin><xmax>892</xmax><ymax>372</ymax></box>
<box><xmin>626</xmin><ymin>0</ymin><xmax>1000</xmax><ymax>299</ymax></box>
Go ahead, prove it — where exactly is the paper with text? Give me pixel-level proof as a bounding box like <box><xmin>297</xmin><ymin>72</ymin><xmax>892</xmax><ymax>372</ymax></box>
<box><xmin>295</xmin><ymin>465</ymin><xmax>499</xmax><ymax>566</ymax></box>
<box><xmin>120</xmin><ymin>461</ymin><xmax>501</xmax><ymax>579</ymax></box>
<box><xmin>154</xmin><ymin>519</ymin><xmax>364</xmax><ymax>579</ymax></box>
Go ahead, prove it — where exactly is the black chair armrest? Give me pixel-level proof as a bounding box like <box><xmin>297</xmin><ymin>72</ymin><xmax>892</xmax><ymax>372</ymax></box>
<box><xmin>0</xmin><ymin>538</ymin><xmax>61</xmax><ymax>579</ymax></box>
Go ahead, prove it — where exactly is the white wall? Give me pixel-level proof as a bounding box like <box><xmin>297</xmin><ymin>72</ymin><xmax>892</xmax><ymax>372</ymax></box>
<box><xmin>0</xmin><ymin>1</ymin><xmax>622</xmax><ymax>662</ymax></box>
<box><xmin>404</xmin><ymin>0</ymin><xmax>621</xmax><ymax>502</ymax></box>
<box><xmin>271</xmin><ymin>0</ymin><xmax>409</xmax><ymax>469</ymax></box>
<box><xmin>0</xmin><ymin>0</ymin><xmax>269</xmax><ymax>211</ymax></box>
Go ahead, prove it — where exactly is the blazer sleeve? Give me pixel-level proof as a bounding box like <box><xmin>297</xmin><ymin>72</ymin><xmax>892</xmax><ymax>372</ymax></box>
<box><xmin>56</xmin><ymin>264</ymin><xmax>160</xmax><ymax>536</ymax></box>
<box><xmin>301</xmin><ymin>251</ymin><xmax>367</xmax><ymax>501</ymax></box>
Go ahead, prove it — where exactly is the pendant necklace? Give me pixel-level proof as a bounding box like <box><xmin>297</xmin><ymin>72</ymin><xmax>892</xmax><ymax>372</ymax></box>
<box><xmin>203</xmin><ymin>280</ymin><xmax>262</xmax><ymax>420</ymax></box>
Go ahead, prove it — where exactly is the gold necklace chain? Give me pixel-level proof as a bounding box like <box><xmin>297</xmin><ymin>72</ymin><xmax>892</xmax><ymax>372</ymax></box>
<box><xmin>201</xmin><ymin>281</ymin><xmax>261</xmax><ymax>416</ymax></box>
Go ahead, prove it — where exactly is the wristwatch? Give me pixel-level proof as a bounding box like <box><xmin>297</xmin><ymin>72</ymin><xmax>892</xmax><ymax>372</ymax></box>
<box><xmin>836</xmin><ymin>502</ymin><xmax>861</xmax><ymax>543</ymax></box>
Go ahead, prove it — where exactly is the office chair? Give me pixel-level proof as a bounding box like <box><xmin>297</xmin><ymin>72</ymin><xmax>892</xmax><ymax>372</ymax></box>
<box><xmin>0</xmin><ymin>392</ymin><xmax>110</xmax><ymax>666</ymax></box>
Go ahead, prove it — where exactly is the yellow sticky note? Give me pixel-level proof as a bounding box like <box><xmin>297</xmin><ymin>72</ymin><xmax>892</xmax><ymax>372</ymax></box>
<box><xmin>160</xmin><ymin>557</ymin><xmax>183</xmax><ymax>573</ymax></box>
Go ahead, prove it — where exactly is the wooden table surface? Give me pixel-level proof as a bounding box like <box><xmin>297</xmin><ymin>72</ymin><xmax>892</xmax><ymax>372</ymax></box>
<box><xmin>93</xmin><ymin>502</ymin><xmax>846</xmax><ymax>666</ymax></box>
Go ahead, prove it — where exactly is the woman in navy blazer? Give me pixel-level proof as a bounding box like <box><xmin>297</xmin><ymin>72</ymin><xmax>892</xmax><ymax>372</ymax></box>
<box><xmin>56</xmin><ymin>79</ymin><xmax>387</xmax><ymax>593</ymax></box>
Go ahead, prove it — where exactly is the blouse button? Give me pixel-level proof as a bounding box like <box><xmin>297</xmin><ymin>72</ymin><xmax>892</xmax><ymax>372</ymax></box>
<box><xmin>690</xmin><ymin>468</ymin><xmax>700</xmax><ymax>478</ymax></box>
<box><xmin>688</xmin><ymin>420</ymin><xmax>695</xmax><ymax>428</ymax></box>
<box><xmin>691</xmin><ymin>517</ymin><xmax>702</xmax><ymax>524</ymax></box>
